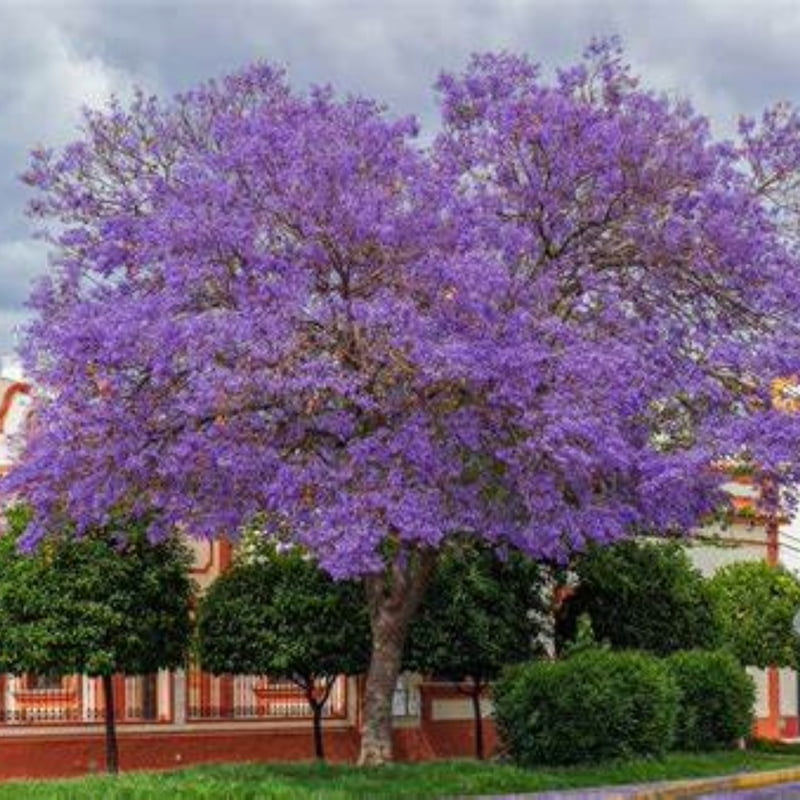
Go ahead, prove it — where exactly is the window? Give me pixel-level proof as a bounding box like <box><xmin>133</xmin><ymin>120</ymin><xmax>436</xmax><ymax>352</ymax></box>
<box><xmin>24</xmin><ymin>674</ymin><xmax>63</xmax><ymax>692</ymax></box>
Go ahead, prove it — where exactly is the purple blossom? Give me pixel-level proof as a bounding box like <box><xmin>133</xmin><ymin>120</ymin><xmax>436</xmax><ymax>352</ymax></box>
<box><xmin>7</xmin><ymin>43</ymin><xmax>800</xmax><ymax>578</ymax></box>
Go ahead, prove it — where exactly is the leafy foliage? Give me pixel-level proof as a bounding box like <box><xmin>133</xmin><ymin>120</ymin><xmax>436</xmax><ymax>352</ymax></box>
<box><xmin>405</xmin><ymin>541</ymin><xmax>546</xmax><ymax>682</ymax></box>
<box><xmin>557</xmin><ymin>539</ymin><xmax>720</xmax><ymax>656</ymax></box>
<box><xmin>666</xmin><ymin>650</ymin><xmax>755</xmax><ymax>751</ymax></box>
<box><xmin>562</xmin><ymin>613</ymin><xmax>608</xmax><ymax>656</ymax></box>
<box><xmin>404</xmin><ymin>540</ymin><xmax>546</xmax><ymax>758</ymax></box>
<box><xmin>0</xmin><ymin>506</ymin><xmax>194</xmax><ymax>678</ymax></box>
<box><xmin>198</xmin><ymin>540</ymin><xmax>369</xmax><ymax>680</ymax></box>
<box><xmin>707</xmin><ymin>561</ymin><xmax>800</xmax><ymax>668</ymax></box>
<box><xmin>196</xmin><ymin>540</ymin><xmax>370</xmax><ymax>759</ymax></box>
<box><xmin>494</xmin><ymin>649</ymin><xmax>679</xmax><ymax>766</ymax></box>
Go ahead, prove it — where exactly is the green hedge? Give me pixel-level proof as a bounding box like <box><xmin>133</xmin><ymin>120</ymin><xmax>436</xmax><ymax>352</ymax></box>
<box><xmin>666</xmin><ymin>650</ymin><xmax>755</xmax><ymax>750</ymax></box>
<box><xmin>494</xmin><ymin>649</ymin><xmax>678</xmax><ymax>766</ymax></box>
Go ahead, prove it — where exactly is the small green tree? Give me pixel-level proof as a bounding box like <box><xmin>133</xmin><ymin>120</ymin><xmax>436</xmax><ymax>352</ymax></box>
<box><xmin>708</xmin><ymin>561</ymin><xmax>800</xmax><ymax>668</ymax></box>
<box><xmin>404</xmin><ymin>541</ymin><xmax>546</xmax><ymax>759</ymax></box>
<box><xmin>557</xmin><ymin>538</ymin><xmax>720</xmax><ymax>656</ymax></box>
<box><xmin>0</xmin><ymin>507</ymin><xmax>195</xmax><ymax>774</ymax></box>
<box><xmin>196</xmin><ymin>541</ymin><xmax>370</xmax><ymax>761</ymax></box>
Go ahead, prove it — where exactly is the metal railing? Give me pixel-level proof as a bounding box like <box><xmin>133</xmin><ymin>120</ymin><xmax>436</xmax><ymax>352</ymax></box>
<box><xmin>0</xmin><ymin>674</ymin><xmax>165</xmax><ymax>724</ymax></box>
<box><xmin>186</xmin><ymin>671</ymin><xmax>347</xmax><ymax>721</ymax></box>
<box><xmin>0</xmin><ymin>670</ymin><xmax>357</xmax><ymax>726</ymax></box>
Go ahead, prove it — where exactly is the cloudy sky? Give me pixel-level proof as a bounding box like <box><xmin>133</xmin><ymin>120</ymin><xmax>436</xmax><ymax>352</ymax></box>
<box><xmin>1</xmin><ymin>0</ymin><xmax>800</xmax><ymax>356</ymax></box>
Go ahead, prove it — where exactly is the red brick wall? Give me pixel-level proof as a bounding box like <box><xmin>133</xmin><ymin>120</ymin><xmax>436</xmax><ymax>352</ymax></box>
<box><xmin>0</xmin><ymin>719</ymin><xmax>496</xmax><ymax>781</ymax></box>
<box><xmin>0</xmin><ymin>727</ymin><xmax>360</xmax><ymax>780</ymax></box>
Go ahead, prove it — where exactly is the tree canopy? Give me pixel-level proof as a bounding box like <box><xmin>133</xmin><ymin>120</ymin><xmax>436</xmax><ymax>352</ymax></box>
<box><xmin>196</xmin><ymin>540</ymin><xmax>370</xmax><ymax>760</ymax></box>
<box><xmin>557</xmin><ymin>538</ymin><xmax>720</xmax><ymax>656</ymax></box>
<box><xmin>708</xmin><ymin>560</ymin><xmax>800</xmax><ymax>668</ymax></box>
<box><xmin>9</xmin><ymin>39</ymin><xmax>800</xmax><ymax>763</ymax></box>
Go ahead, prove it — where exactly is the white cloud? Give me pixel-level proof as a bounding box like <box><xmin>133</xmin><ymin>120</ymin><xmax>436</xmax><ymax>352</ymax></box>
<box><xmin>0</xmin><ymin>309</ymin><xmax>32</xmax><ymax>355</ymax></box>
<box><xmin>0</xmin><ymin>5</ymin><xmax>144</xmax><ymax>150</ymax></box>
<box><xmin>0</xmin><ymin>239</ymin><xmax>48</xmax><ymax>307</ymax></box>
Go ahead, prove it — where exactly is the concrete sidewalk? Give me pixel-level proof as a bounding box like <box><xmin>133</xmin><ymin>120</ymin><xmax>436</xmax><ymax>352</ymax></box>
<box><xmin>458</xmin><ymin>765</ymin><xmax>800</xmax><ymax>800</ymax></box>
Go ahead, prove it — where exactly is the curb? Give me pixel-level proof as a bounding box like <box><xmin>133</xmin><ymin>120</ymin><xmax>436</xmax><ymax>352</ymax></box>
<box><xmin>617</xmin><ymin>766</ymin><xmax>800</xmax><ymax>799</ymax></box>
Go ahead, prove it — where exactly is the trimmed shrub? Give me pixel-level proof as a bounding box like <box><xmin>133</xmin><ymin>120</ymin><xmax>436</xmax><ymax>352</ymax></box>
<box><xmin>494</xmin><ymin>649</ymin><xmax>679</xmax><ymax>766</ymax></box>
<box><xmin>667</xmin><ymin>650</ymin><xmax>755</xmax><ymax>750</ymax></box>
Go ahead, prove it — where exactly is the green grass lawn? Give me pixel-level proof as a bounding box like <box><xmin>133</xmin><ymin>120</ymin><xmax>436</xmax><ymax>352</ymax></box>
<box><xmin>0</xmin><ymin>751</ymin><xmax>799</xmax><ymax>800</ymax></box>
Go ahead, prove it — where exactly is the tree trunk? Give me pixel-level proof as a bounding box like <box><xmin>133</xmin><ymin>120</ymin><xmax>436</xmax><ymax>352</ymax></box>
<box><xmin>470</xmin><ymin>678</ymin><xmax>485</xmax><ymax>760</ymax></box>
<box><xmin>359</xmin><ymin>615</ymin><xmax>405</xmax><ymax>766</ymax></box>
<box><xmin>311</xmin><ymin>701</ymin><xmax>325</xmax><ymax>761</ymax></box>
<box><xmin>101</xmin><ymin>673</ymin><xmax>120</xmax><ymax>775</ymax></box>
<box><xmin>302</xmin><ymin>677</ymin><xmax>334</xmax><ymax>762</ymax></box>
<box><xmin>359</xmin><ymin>548</ymin><xmax>436</xmax><ymax>766</ymax></box>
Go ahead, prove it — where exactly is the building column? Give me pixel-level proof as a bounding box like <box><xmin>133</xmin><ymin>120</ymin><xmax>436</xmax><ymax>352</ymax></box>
<box><xmin>173</xmin><ymin>670</ymin><xmax>187</xmax><ymax>726</ymax></box>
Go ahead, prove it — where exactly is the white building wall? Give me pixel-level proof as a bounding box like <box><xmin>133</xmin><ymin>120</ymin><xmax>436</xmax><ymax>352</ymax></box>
<box><xmin>749</xmin><ymin>668</ymin><xmax>770</xmax><ymax>718</ymax></box>
<box><xmin>780</xmin><ymin>668</ymin><xmax>797</xmax><ymax>717</ymax></box>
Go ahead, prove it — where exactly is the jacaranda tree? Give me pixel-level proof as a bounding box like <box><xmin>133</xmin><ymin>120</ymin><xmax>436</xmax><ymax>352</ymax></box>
<box><xmin>8</xmin><ymin>39</ymin><xmax>800</xmax><ymax>763</ymax></box>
